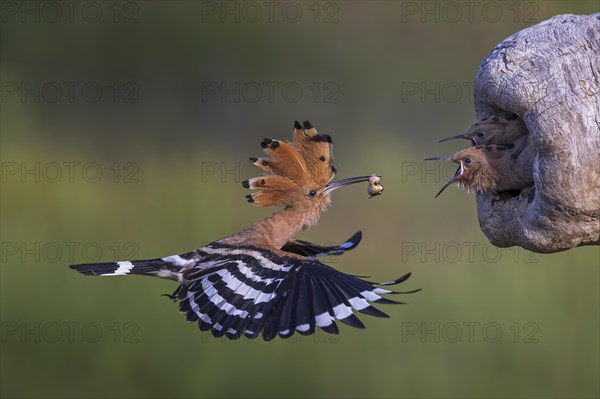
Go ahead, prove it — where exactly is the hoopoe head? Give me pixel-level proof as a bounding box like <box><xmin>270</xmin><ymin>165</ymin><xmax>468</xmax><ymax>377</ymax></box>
<box><xmin>243</xmin><ymin>120</ymin><xmax>375</xmax><ymax>227</ymax></box>
<box><xmin>439</xmin><ymin>114</ymin><xmax>527</xmax><ymax>146</ymax></box>
<box><xmin>426</xmin><ymin>144</ymin><xmax>514</xmax><ymax>197</ymax></box>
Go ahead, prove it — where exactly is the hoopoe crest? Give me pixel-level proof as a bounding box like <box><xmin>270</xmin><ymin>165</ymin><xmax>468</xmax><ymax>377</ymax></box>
<box><xmin>71</xmin><ymin>120</ymin><xmax>419</xmax><ymax>341</ymax></box>
<box><xmin>245</xmin><ymin>120</ymin><xmax>337</xmax><ymax>228</ymax></box>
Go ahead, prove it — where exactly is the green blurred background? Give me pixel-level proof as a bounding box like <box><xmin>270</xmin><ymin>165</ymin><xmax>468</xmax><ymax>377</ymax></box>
<box><xmin>2</xmin><ymin>1</ymin><xmax>599</xmax><ymax>398</ymax></box>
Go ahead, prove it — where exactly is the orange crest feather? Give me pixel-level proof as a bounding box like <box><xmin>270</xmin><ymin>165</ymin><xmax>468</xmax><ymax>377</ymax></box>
<box><xmin>293</xmin><ymin>121</ymin><xmax>335</xmax><ymax>187</ymax></box>
<box><xmin>243</xmin><ymin>121</ymin><xmax>336</xmax><ymax>207</ymax></box>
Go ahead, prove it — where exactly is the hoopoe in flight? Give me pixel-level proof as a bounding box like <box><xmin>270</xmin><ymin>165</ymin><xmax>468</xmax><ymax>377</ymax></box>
<box><xmin>71</xmin><ymin>120</ymin><xmax>419</xmax><ymax>341</ymax></box>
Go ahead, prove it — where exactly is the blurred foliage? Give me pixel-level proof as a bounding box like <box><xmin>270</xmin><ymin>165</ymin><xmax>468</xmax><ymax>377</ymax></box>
<box><xmin>1</xmin><ymin>1</ymin><xmax>599</xmax><ymax>398</ymax></box>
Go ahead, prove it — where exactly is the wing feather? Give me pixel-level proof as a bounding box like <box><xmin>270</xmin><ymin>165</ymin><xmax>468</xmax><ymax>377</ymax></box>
<box><xmin>168</xmin><ymin>243</ymin><xmax>419</xmax><ymax>341</ymax></box>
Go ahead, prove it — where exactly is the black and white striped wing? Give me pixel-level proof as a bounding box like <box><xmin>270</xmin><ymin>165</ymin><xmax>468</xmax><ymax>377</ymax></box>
<box><xmin>170</xmin><ymin>243</ymin><xmax>420</xmax><ymax>341</ymax></box>
<box><xmin>281</xmin><ymin>231</ymin><xmax>362</xmax><ymax>258</ymax></box>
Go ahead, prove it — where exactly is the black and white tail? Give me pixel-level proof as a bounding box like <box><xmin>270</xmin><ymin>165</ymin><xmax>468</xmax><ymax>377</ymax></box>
<box><xmin>70</xmin><ymin>258</ymin><xmax>182</xmax><ymax>280</ymax></box>
<box><xmin>70</xmin><ymin>232</ymin><xmax>362</xmax><ymax>278</ymax></box>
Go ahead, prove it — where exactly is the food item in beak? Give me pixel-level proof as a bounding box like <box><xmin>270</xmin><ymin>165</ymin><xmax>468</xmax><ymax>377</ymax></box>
<box><xmin>367</xmin><ymin>175</ymin><xmax>384</xmax><ymax>198</ymax></box>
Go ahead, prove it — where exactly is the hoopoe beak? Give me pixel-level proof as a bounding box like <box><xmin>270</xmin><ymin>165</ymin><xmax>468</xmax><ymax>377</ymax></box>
<box><xmin>323</xmin><ymin>175</ymin><xmax>376</xmax><ymax>194</ymax></box>
<box><xmin>424</xmin><ymin>156</ymin><xmax>461</xmax><ymax>198</ymax></box>
<box><xmin>424</xmin><ymin>156</ymin><xmax>452</xmax><ymax>161</ymax></box>
<box><xmin>434</xmin><ymin>165</ymin><xmax>462</xmax><ymax>198</ymax></box>
<box><xmin>438</xmin><ymin>134</ymin><xmax>466</xmax><ymax>143</ymax></box>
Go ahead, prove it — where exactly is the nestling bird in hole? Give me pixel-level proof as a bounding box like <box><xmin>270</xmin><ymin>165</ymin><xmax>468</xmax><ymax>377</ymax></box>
<box><xmin>426</xmin><ymin>143</ymin><xmax>535</xmax><ymax>197</ymax></box>
<box><xmin>71</xmin><ymin>120</ymin><xmax>419</xmax><ymax>341</ymax></box>
<box><xmin>431</xmin><ymin>113</ymin><xmax>535</xmax><ymax>197</ymax></box>
<box><xmin>438</xmin><ymin>113</ymin><xmax>528</xmax><ymax>146</ymax></box>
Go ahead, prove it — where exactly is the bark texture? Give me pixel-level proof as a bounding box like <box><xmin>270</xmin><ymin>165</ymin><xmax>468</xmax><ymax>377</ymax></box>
<box><xmin>473</xmin><ymin>13</ymin><xmax>600</xmax><ymax>253</ymax></box>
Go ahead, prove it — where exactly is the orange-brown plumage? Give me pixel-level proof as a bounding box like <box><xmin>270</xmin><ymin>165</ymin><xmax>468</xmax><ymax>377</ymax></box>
<box><xmin>225</xmin><ymin>120</ymin><xmax>375</xmax><ymax>251</ymax></box>
<box><xmin>426</xmin><ymin>143</ymin><xmax>534</xmax><ymax>197</ymax></box>
<box><xmin>439</xmin><ymin>114</ymin><xmax>529</xmax><ymax>146</ymax></box>
<box><xmin>293</xmin><ymin>121</ymin><xmax>335</xmax><ymax>186</ymax></box>
<box><xmin>256</xmin><ymin>138</ymin><xmax>309</xmax><ymax>181</ymax></box>
<box><xmin>70</xmin><ymin>120</ymin><xmax>419</xmax><ymax>342</ymax></box>
<box><xmin>433</xmin><ymin>114</ymin><xmax>535</xmax><ymax>197</ymax></box>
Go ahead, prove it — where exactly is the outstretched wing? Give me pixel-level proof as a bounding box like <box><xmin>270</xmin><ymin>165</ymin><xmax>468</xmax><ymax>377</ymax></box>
<box><xmin>169</xmin><ymin>242</ymin><xmax>420</xmax><ymax>341</ymax></box>
<box><xmin>281</xmin><ymin>231</ymin><xmax>362</xmax><ymax>258</ymax></box>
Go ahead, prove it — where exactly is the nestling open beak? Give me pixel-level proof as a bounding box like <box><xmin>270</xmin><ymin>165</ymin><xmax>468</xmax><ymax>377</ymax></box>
<box><xmin>424</xmin><ymin>156</ymin><xmax>462</xmax><ymax>198</ymax></box>
<box><xmin>434</xmin><ymin>165</ymin><xmax>462</xmax><ymax>198</ymax></box>
<box><xmin>323</xmin><ymin>175</ymin><xmax>376</xmax><ymax>194</ymax></box>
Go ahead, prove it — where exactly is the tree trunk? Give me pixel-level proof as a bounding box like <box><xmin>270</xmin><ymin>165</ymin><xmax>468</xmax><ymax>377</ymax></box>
<box><xmin>473</xmin><ymin>13</ymin><xmax>600</xmax><ymax>253</ymax></box>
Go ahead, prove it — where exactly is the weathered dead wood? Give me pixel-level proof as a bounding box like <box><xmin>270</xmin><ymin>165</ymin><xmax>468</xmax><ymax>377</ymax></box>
<box><xmin>473</xmin><ymin>13</ymin><xmax>600</xmax><ymax>253</ymax></box>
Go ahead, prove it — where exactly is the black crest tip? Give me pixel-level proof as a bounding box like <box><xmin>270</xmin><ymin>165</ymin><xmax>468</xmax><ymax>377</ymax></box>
<box><xmin>311</xmin><ymin>134</ymin><xmax>333</xmax><ymax>143</ymax></box>
<box><xmin>260</xmin><ymin>138</ymin><xmax>273</xmax><ymax>148</ymax></box>
<box><xmin>241</xmin><ymin>179</ymin><xmax>250</xmax><ymax>188</ymax></box>
<box><xmin>294</xmin><ymin>120</ymin><xmax>302</xmax><ymax>129</ymax></box>
<box><xmin>302</xmin><ymin>120</ymin><xmax>313</xmax><ymax>129</ymax></box>
<box><xmin>249</xmin><ymin>157</ymin><xmax>258</xmax><ymax>163</ymax></box>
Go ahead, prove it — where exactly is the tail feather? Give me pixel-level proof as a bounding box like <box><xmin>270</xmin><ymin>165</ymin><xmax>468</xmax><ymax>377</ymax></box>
<box><xmin>70</xmin><ymin>259</ymin><xmax>180</xmax><ymax>280</ymax></box>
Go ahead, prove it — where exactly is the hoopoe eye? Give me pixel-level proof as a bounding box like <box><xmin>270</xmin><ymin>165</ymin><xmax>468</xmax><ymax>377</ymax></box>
<box><xmin>464</xmin><ymin>157</ymin><xmax>472</xmax><ymax>164</ymax></box>
<box><xmin>308</xmin><ymin>189</ymin><xmax>317</xmax><ymax>198</ymax></box>
<box><xmin>476</xmin><ymin>132</ymin><xmax>484</xmax><ymax>138</ymax></box>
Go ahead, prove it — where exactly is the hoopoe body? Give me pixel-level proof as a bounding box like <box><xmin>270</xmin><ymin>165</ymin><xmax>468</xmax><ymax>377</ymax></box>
<box><xmin>426</xmin><ymin>143</ymin><xmax>534</xmax><ymax>197</ymax></box>
<box><xmin>71</xmin><ymin>121</ymin><xmax>419</xmax><ymax>341</ymax></box>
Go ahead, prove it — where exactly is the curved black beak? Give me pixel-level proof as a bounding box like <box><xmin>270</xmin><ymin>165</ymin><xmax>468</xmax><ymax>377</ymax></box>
<box><xmin>424</xmin><ymin>156</ymin><xmax>462</xmax><ymax>198</ymax></box>
<box><xmin>424</xmin><ymin>156</ymin><xmax>452</xmax><ymax>161</ymax></box>
<box><xmin>438</xmin><ymin>134</ymin><xmax>466</xmax><ymax>143</ymax></box>
<box><xmin>434</xmin><ymin>166</ymin><xmax>461</xmax><ymax>198</ymax></box>
<box><xmin>323</xmin><ymin>175</ymin><xmax>376</xmax><ymax>194</ymax></box>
